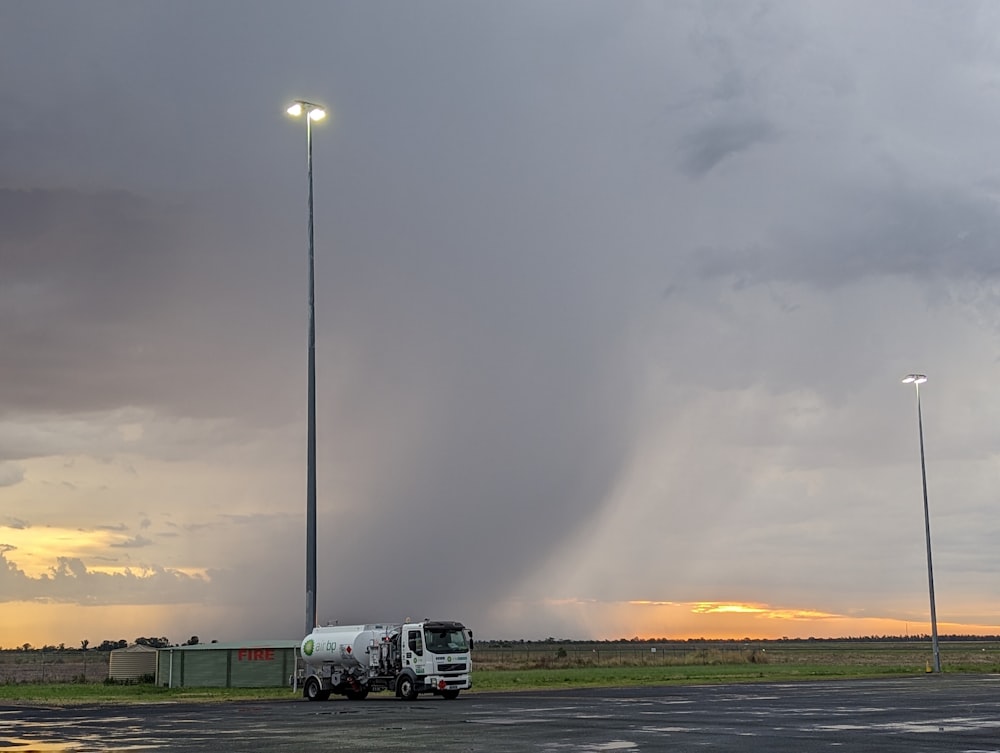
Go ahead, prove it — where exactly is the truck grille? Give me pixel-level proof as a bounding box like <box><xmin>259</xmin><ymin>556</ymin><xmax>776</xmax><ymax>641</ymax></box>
<box><xmin>438</xmin><ymin>663</ymin><xmax>467</xmax><ymax>673</ymax></box>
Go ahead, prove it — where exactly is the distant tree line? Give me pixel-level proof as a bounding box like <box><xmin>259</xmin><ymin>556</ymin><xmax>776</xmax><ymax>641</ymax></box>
<box><xmin>479</xmin><ymin>634</ymin><xmax>1000</xmax><ymax>648</ymax></box>
<box><xmin>6</xmin><ymin>633</ymin><xmax>999</xmax><ymax>652</ymax></box>
<box><xmin>5</xmin><ymin>635</ymin><xmax>208</xmax><ymax>651</ymax></box>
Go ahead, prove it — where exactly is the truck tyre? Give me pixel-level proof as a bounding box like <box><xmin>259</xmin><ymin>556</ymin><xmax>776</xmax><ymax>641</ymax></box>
<box><xmin>396</xmin><ymin>673</ymin><xmax>418</xmax><ymax>701</ymax></box>
<box><xmin>304</xmin><ymin>677</ymin><xmax>329</xmax><ymax>702</ymax></box>
<box><xmin>441</xmin><ymin>689</ymin><xmax>460</xmax><ymax>700</ymax></box>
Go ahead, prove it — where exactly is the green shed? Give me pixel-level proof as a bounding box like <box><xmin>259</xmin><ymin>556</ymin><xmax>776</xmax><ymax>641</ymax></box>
<box><xmin>156</xmin><ymin>641</ymin><xmax>300</xmax><ymax>688</ymax></box>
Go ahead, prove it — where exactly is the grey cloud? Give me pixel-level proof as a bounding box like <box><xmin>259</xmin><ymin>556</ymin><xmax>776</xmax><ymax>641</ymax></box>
<box><xmin>220</xmin><ymin>514</ymin><xmax>286</xmax><ymax>525</ymax></box>
<box><xmin>0</xmin><ymin>189</ymin><xmax>184</xmax><ymax>313</ymax></box>
<box><xmin>678</xmin><ymin>119</ymin><xmax>779</xmax><ymax>176</ymax></box>
<box><xmin>109</xmin><ymin>535</ymin><xmax>153</xmax><ymax>549</ymax></box>
<box><xmin>0</xmin><ymin>463</ymin><xmax>24</xmax><ymax>488</ymax></box>
<box><xmin>2</xmin><ymin>517</ymin><xmax>27</xmax><ymax>529</ymax></box>
<box><xmin>680</xmin><ymin>182</ymin><xmax>1000</xmax><ymax>293</ymax></box>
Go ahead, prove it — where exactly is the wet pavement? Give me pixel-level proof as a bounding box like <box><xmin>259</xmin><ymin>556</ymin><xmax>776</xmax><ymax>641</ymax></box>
<box><xmin>3</xmin><ymin>675</ymin><xmax>1000</xmax><ymax>751</ymax></box>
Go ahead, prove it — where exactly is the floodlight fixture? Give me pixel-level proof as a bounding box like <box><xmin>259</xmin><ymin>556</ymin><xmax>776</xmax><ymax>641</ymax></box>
<box><xmin>287</xmin><ymin>99</ymin><xmax>326</xmax><ymax>120</ymax></box>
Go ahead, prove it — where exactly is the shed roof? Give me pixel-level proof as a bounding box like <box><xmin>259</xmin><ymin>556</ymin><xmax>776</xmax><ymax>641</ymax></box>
<box><xmin>112</xmin><ymin>644</ymin><xmax>158</xmax><ymax>653</ymax></box>
<box><xmin>160</xmin><ymin>640</ymin><xmax>301</xmax><ymax>651</ymax></box>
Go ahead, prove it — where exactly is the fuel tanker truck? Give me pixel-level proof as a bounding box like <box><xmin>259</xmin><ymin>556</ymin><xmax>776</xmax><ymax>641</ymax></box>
<box><xmin>297</xmin><ymin>620</ymin><xmax>473</xmax><ymax>701</ymax></box>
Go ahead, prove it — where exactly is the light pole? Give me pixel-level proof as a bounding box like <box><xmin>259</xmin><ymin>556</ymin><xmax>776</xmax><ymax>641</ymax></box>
<box><xmin>902</xmin><ymin>373</ymin><xmax>941</xmax><ymax>673</ymax></box>
<box><xmin>287</xmin><ymin>99</ymin><xmax>327</xmax><ymax>637</ymax></box>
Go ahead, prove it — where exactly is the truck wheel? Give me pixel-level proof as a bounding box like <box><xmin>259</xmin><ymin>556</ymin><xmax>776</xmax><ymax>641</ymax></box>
<box><xmin>396</xmin><ymin>673</ymin><xmax>418</xmax><ymax>701</ymax></box>
<box><xmin>304</xmin><ymin>677</ymin><xmax>329</xmax><ymax>702</ymax></box>
<box><xmin>441</xmin><ymin>689</ymin><xmax>460</xmax><ymax>700</ymax></box>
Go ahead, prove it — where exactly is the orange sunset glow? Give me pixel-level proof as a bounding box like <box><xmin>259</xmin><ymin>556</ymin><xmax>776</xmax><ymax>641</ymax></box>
<box><xmin>514</xmin><ymin>599</ymin><xmax>1000</xmax><ymax>643</ymax></box>
<box><xmin>4</xmin><ymin>581</ymin><xmax>1000</xmax><ymax>648</ymax></box>
<box><xmin>2</xmin><ymin>526</ymin><xmax>136</xmax><ymax>577</ymax></box>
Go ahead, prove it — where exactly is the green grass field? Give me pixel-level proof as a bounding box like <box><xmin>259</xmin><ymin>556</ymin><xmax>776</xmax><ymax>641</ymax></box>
<box><xmin>0</xmin><ymin>664</ymin><xmax>964</xmax><ymax>704</ymax></box>
<box><xmin>2</xmin><ymin>640</ymin><xmax>998</xmax><ymax>704</ymax></box>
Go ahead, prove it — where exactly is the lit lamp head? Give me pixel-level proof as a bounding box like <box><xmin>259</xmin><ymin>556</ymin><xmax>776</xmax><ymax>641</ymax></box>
<box><xmin>902</xmin><ymin>374</ymin><xmax>928</xmax><ymax>385</ymax></box>
<box><xmin>286</xmin><ymin>100</ymin><xmax>327</xmax><ymax>121</ymax></box>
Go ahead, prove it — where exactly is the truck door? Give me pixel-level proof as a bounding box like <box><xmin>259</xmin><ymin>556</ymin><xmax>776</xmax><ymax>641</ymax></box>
<box><xmin>404</xmin><ymin>625</ymin><xmax>426</xmax><ymax>676</ymax></box>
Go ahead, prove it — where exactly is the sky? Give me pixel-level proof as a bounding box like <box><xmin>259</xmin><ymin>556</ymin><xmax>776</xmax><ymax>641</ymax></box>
<box><xmin>2</xmin><ymin>0</ymin><xmax>1000</xmax><ymax>649</ymax></box>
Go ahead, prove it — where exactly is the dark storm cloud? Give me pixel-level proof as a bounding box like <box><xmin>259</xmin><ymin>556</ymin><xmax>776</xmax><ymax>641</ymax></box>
<box><xmin>219</xmin><ymin>2</ymin><xmax>671</xmax><ymax>624</ymax></box>
<box><xmin>4</xmin><ymin>0</ymin><xmax>1000</xmax><ymax>642</ymax></box>
<box><xmin>0</xmin><ymin>184</ymin><xmax>303</xmax><ymax>430</ymax></box>
<box><xmin>0</xmin><ymin>188</ymin><xmax>188</xmax><ymax>414</ymax></box>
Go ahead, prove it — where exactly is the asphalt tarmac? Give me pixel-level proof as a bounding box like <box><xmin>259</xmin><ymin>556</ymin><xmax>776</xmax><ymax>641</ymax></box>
<box><xmin>3</xmin><ymin>675</ymin><xmax>1000</xmax><ymax>752</ymax></box>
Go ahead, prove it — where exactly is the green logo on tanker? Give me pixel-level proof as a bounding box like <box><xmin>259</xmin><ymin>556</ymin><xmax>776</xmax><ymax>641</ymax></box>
<box><xmin>303</xmin><ymin>639</ymin><xmax>314</xmax><ymax>656</ymax></box>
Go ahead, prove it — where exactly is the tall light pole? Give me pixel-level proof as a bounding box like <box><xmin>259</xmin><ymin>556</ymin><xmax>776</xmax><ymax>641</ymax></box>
<box><xmin>287</xmin><ymin>99</ymin><xmax>327</xmax><ymax>637</ymax></box>
<box><xmin>902</xmin><ymin>373</ymin><xmax>941</xmax><ymax>673</ymax></box>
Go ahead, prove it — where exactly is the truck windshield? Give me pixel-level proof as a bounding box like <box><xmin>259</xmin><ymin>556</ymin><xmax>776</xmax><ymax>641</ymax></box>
<box><xmin>424</xmin><ymin>628</ymin><xmax>469</xmax><ymax>654</ymax></box>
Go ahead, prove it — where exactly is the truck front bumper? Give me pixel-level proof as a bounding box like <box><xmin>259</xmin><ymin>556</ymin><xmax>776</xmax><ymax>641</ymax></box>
<box><xmin>425</xmin><ymin>674</ymin><xmax>471</xmax><ymax>691</ymax></box>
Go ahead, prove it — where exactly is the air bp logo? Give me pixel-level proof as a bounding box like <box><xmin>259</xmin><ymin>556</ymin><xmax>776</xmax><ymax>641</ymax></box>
<box><xmin>303</xmin><ymin>639</ymin><xmax>315</xmax><ymax>656</ymax></box>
